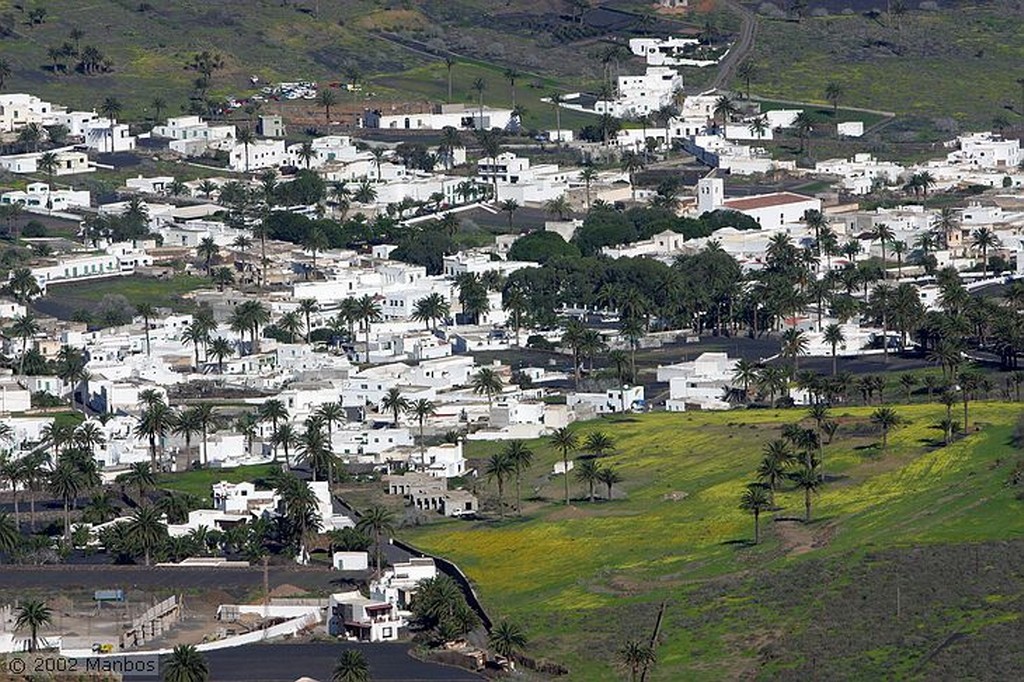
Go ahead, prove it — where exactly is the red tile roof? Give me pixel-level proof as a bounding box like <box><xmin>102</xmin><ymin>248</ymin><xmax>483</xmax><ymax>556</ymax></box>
<box><xmin>722</xmin><ymin>192</ymin><xmax>815</xmax><ymax>211</ymax></box>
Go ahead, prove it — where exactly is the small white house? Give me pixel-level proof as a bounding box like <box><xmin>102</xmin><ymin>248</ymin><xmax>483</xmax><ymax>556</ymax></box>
<box><xmin>332</xmin><ymin>551</ymin><xmax>370</xmax><ymax>571</ymax></box>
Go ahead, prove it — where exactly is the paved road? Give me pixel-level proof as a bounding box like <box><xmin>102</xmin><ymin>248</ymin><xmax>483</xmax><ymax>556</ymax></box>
<box><xmin>0</xmin><ymin>566</ymin><xmax>336</xmax><ymax>591</ymax></box>
<box><xmin>200</xmin><ymin>642</ymin><xmax>482</xmax><ymax>681</ymax></box>
<box><xmin>708</xmin><ymin>0</ymin><xmax>757</xmax><ymax>92</ymax></box>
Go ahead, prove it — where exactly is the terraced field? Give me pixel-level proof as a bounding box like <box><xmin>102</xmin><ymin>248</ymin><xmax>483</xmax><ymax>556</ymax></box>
<box><xmin>404</xmin><ymin>403</ymin><xmax>1024</xmax><ymax>680</ymax></box>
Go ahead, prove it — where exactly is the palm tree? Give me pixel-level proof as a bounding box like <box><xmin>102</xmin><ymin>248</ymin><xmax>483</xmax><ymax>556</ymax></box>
<box><xmin>549</xmin><ymin>428</ymin><xmax>579</xmax><ymax>506</ymax></box>
<box><xmin>574</xmin><ymin>458</ymin><xmax>600</xmax><ymax>502</ymax></box>
<box><xmin>317</xmin><ymin>88</ymin><xmax>338</xmax><ymax>130</ymax></box>
<box><xmin>871</xmin><ymin>406</ymin><xmax>902</xmax><ymax>453</ymax></box>
<box><xmin>11</xmin><ymin>313</ymin><xmax>39</xmax><ymax>376</ymax></box>
<box><xmin>792</xmin><ymin>111</ymin><xmax>814</xmax><ymax>154</ymax></box>
<box><xmin>171</xmin><ymin>407</ymin><xmax>203</xmax><ymax>463</ymax></box>
<box><xmin>736</xmin><ymin>60</ymin><xmax>757</xmax><ymax>99</ymax></box>
<box><xmin>356</xmin><ymin>294</ymin><xmax>382</xmax><ymax>362</ymax></box>
<box><xmin>0</xmin><ymin>58</ymin><xmax>12</xmax><ymax>91</ymax></box>
<box><xmin>208</xmin><ymin>337</ymin><xmax>233</xmax><ymax>374</ymax></box>
<box><xmin>824</xmin><ymin>81</ymin><xmax>843</xmax><ymax>114</ymax></box>
<box><xmin>579</xmin><ymin>166</ymin><xmax>598</xmax><ymax>209</ymax></box>
<box><xmin>781</xmin><ymin>328</ymin><xmax>808</xmax><ymax>370</ymax></box>
<box><xmin>0</xmin><ymin>511</ymin><xmax>19</xmax><ymax>554</ymax></box>
<box><xmin>621</xmin><ymin>152</ymin><xmax>645</xmax><ymax>201</ymax></box>
<box><xmin>236</xmin><ymin>127</ymin><xmax>254</xmax><ymax>172</ymax></box>
<box><xmin>135</xmin><ymin>400</ymin><xmax>171</xmax><ymax>470</ymax></box>
<box><xmin>125</xmin><ymin>506</ymin><xmax>167</xmax><ymax>565</ymax></box>
<box><xmin>407</xmin><ymin>399</ymin><xmax>436</xmax><ymax>458</ymax></box>
<box><xmin>296</xmin><ymin>298</ymin><xmax>319</xmax><ymax>343</ymax></box>
<box><xmin>48</xmin><ymin>461</ymin><xmax>82</xmax><ymax>539</ymax></box>
<box><xmin>273</xmin><ymin>423</ymin><xmax>297</xmax><ymax>469</ymax></box>
<box><xmin>597</xmin><ymin>466</ymin><xmax>621</xmax><ymax>500</ymax></box>
<box><xmin>790</xmin><ymin>465</ymin><xmax>822</xmax><ymax>522</ymax></box>
<box><xmin>971</xmin><ymin>227</ymin><xmax>1001</xmax><ymax>277</ymax></box>
<box><xmin>471</xmin><ymin>77</ymin><xmax>487</xmax><ymax>128</ymax></box>
<box><xmin>332</xmin><ymin>649</ymin><xmax>369</xmax><ymax>682</ymax></box>
<box><xmin>15</xmin><ymin>600</ymin><xmax>52</xmax><ymax>652</ymax></box>
<box><xmin>584</xmin><ymin>431</ymin><xmax>615</xmax><ymax>458</ymax></box>
<box><xmin>259</xmin><ymin>399</ymin><xmax>289</xmax><ymax>460</ymax></box>
<box><xmin>485</xmin><ymin>451</ymin><xmax>516</xmax><ymax>517</ymax></box>
<box><xmin>117</xmin><ymin>461</ymin><xmax>156</xmax><ymax>506</ymax></box>
<box><xmin>501</xmin><ymin>440</ymin><xmax>533</xmax><ymax>515</ymax></box>
<box><xmin>500</xmin><ymin>199</ymin><xmax>519</xmax><ymax>230</ymax></box>
<box><xmin>411</xmin><ymin>293</ymin><xmax>450</xmax><ymax>331</ymax></box>
<box><xmin>489</xmin><ymin>619</ymin><xmax>527</xmax><ymax>661</ymax></box>
<box><xmin>740</xmin><ymin>484</ymin><xmax>773</xmax><ymax>545</ymax></box>
<box><xmin>98</xmin><ymin>97</ymin><xmax>123</xmax><ymax>152</ymax></box>
<box><xmin>83</xmin><ymin>491</ymin><xmax>117</xmax><ymax>524</ymax></box>
<box><xmin>617</xmin><ymin>639</ymin><xmax>656</xmax><ymax>682</ymax></box>
<box><xmin>380</xmin><ymin>387</ymin><xmax>409</xmax><ymax>427</ymax></box>
<box><xmin>823</xmin><ymin>323</ymin><xmax>845</xmax><ymax>375</ymax></box>
<box><xmin>356</xmin><ymin>505</ymin><xmax>395</xmax><ymax>576</ymax></box>
<box><xmin>162</xmin><ymin>644</ymin><xmax>209</xmax><ymax>682</ymax></box>
<box><xmin>471</xmin><ymin>367</ymin><xmax>504</xmax><ymax>409</ymax></box>
<box><xmin>443</xmin><ymin>57</ymin><xmax>456</xmax><ymax>102</ymax></box>
<box><xmin>550</xmin><ymin>92</ymin><xmax>564</xmax><ymax>146</ymax></box>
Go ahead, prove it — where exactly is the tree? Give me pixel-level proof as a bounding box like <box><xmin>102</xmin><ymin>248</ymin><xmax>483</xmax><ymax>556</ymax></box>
<box><xmin>172</xmin><ymin>407</ymin><xmax>203</xmax><ymax>464</ymax></box>
<box><xmin>504</xmin><ymin>67</ymin><xmax>521</xmax><ymax>108</ymax></box>
<box><xmin>0</xmin><ymin>59</ymin><xmax>11</xmax><ymax>91</ymax></box>
<box><xmin>83</xmin><ymin>491</ymin><xmax>117</xmax><ymax>525</ymax></box>
<box><xmin>824</xmin><ymin>81</ymin><xmax>843</xmax><ymax>114</ymax></box>
<box><xmin>163</xmin><ymin>644</ymin><xmax>209</xmax><ymax>682</ymax></box>
<box><xmin>550</xmin><ymin>92</ymin><xmax>564</xmax><ymax>146</ymax></box>
<box><xmin>503</xmin><ymin>440</ymin><xmax>533</xmax><ymax>515</ymax></box>
<box><xmin>823</xmin><ymin>323</ymin><xmax>845</xmax><ymax>375</ymax></box>
<box><xmin>597</xmin><ymin>466</ymin><xmax>621</xmax><ymax>500</ymax></box>
<box><xmin>621</xmin><ymin>152</ymin><xmax>645</xmax><ymax>201</ymax></box>
<box><xmin>781</xmin><ymin>328</ymin><xmax>808</xmax><ymax>370</ymax></box>
<box><xmin>471</xmin><ymin>367</ymin><xmax>504</xmax><ymax>409</ymax></box>
<box><xmin>736</xmin><ymin>60</ymin><xmax>757</xmax><ymax>99</ymax></box>
<box><xmin>317</xmin><ymin>88</ymin><xmax>338</xmax><ymax>129</ymax></box>
<box><xmin>489</xmin><ymin>619</ymin><xmax>527</xmax><ymax>660</ymax></box>
<box><xmin>617</xmin><ymin>639</ymin><xmax>656</xmax><ymax>682</ymax></box>
<box><xmin>740</xmin><ymin>484</ymin><xmax>773</xmax><ymax>545</ymax></box>
<box><xmin>236</xmin><ymin>127</ymin><xmax>254</xmax><ymax>173</ymax></box>
<box><xmin>298</xmin><ymin>298</ymin><xmax>319</xmax><ymax>343</ymax></box>
<box><xmin>332</xmin><ymin>650</ymin><xmax>369</xmax><ymax>682</ymax></box>
<box><xmin>407</xmin><ymin>399</ymin><xmax>436</xmax><ymax>458</ymax></box>
<box><xmin>500</xmin><ymin>199</ymin><xmax>519</xmax><ymax>230</ymax></box>
<box><xmin>486</xmin><ymin>451</ymin><xmax>516</xmax><ymax>517</ymax></box>
<box><xmin>380</xmin><ymin>387</ymin><xmax>409</xmax><ymax>428</ymax></box>
<box><xmin>356</xmin><ymin>505</ymin><xmax>395</xmax><ymax>576</ymax></box>
<box><xmin>135</xmin><ymin>399</ymin><xmax>172</xmax><ymax>470</ymax></box>
<box><xmin>38</xmin><ymin>151</ymin><xmax>58</xmax><ymax>188</ymax></box>
<box><xmin>792</xmin><ymin>112</ymin><xmax>814</xmax><ymax>154</ymax></box>
<box><xmin>356</xmin><ymin>294</ymin><xmax>382</xmax><ymax>362</ymax></box>
<box><xmin>0</xmin><ymin>510</ymin><xmax>19</xmax><ymax>555</ymax></box>
<box><xmin>790</xmin><ymin>465</ymin><xmax>821</xmax><ymax>522</ymax></box>
<box><xmin>208</xmin><ymin>337</ymin><xmax>233</xmax><ymax>373</ymax></box>
<box><xmin>125</xmin><ymin>506</ymin><xmax>167</xmax><ymax>566</ymax></box>
<box><xmin>98</xmin><ymin>97</ymin><xmax>122</xmax><ymax>152</ymax></box>
<box><xmin>444</xmin><ymin>57</ymin><xmax>456</xmax><ymax>102</ymax></box>
<box><xmin>549</xmin><ymin>428</ymin><xmax>579</xmax><ymax>506</ymax></box>
<box><xmin>411</xmin><ymin>293</ymin><xmax>450</xmax><ymax>331</ymax></box>
<box><xmin>971</xmin><ymin>227</ymin><xmax>1001</xmax><ymax>277</ymax></box>
<box><xmin>15</xmin><ymin>600</ymin><xmax>52</xmax><ymax>652</ymax></box>
<box><xmin>259</xmin><ymin>399</ymin><xmax>289</xmax><ymax>461</ymax></box>
<box><xmin>871</xmin><ymin>406</ymin><xmax>902</xmax><ymax>453</ymax></box>
<box><xmin>5</xmin><ymin>268</ymin><xmax>42</xmax><ymax>303</ymax></box>
<box><xmin>11</xmin><ymin>313</ymin><xmax>40</xmax><ymax>376</ymax></box>
<box><xmin>196</xmin><ymin>237</ymin><xmax>218</xmax><ymax>275</ymax></box>
<box><xmin>545</xmin><ymin>195</ymin><xmax>572</xmax><ymax>220</ymax></box>
<box><xmin>471</xmin><ymin>77</ymin><xmax>487</xmax><ymax>128</ymax></box>
<box><xmin>48</xmin><ymin>461</ymin><xmax>82</xmax><ymax>539</ymax></box>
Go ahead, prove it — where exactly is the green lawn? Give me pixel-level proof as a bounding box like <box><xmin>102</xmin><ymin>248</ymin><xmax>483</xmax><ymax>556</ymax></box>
<box><xmin>403</xmin><ymin>402</ymin><xmax>1024</xmax><ymax>680</ymax></box>
<box><xmin>158</xmin><ymin>464</ymin><xmax>280</xmax><ymax>503</ymax></box>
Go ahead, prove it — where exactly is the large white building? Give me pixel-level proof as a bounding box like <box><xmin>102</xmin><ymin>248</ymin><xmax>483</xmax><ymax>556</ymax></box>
<box><xmin>946</xmin><ymin>132</ymin><xmax>1021</xmax><ymax>170</ymax></box>
<box><xmin>1</xmin><ymin>182</ymin><xmax>91</xmax><ymax>214</ymax></box>
<box><xmin>594</xmin><ymin>66</ymin><xmax>683</xmax><ymax>118</ymax></box>
<box><xmin>363</xmin><ymin>103</ymin><xmax>515</xmax><ymax>131</ymax></box>
<box><xmin>475</xmin><ymin>152</ymin><xmax>569</xmax><ymax>203</ymax></box>
<box><xmin>629</xmin><ymin>37</ymin><xmax>727</xmax><ymax>67</ymax></box>
<box><xmin>696</xmin><ymin>178</ymin><xmax>820</xmax><ymax>230</ymax></box>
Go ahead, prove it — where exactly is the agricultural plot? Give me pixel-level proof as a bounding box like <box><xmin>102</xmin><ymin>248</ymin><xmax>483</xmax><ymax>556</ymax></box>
<box><xmin>404</xmin><ymin>403</ymin><xmax>1024</xmax><ymax>680</ymax></box>
<box><xmin>740</xmin><ymin>6</ymin><xmax>1024</xmax><ymax>128</ymax></box>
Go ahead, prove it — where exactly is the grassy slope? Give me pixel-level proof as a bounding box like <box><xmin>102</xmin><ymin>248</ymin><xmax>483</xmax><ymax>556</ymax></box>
<box><xmin>740</xmin><ymin>7</ymin><xmax>1024</xmax><ymax>127</ymax></box>
<box><xmin>403</xmin><ymin>403</ymin><xmax>1024</xmax><ymax>680</ymax></box>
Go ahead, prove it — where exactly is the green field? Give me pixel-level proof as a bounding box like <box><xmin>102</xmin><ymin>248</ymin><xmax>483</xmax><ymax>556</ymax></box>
<box><xmin>42</xmin><ymin>274</ymin><xmax>208</xmax><ymax>314</ymax></box>
<box><xmin>158</xmin><ymin>464</ymin><xmax>280</xmax><ymax>503</ymax></box>
<box><xmin>404</xmin><ymin>403</ymin><xmax>1024</xmax><ymax>680</ymax></box>
<box><xmin>741</xmin><ymin>8</ymin><xmax>1024</xmax><ymax>129</ymax></box>
<box><xmin>372</xmin><ymin>60</ymin><xmax>600</xmax><ymax>132</ymax></box>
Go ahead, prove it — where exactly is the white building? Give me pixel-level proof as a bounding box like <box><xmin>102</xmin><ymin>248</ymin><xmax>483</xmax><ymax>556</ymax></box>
<box><xmin>658</xmin><ymin>352</ymin><xmax>737</xmax><ymax>411</ymax></box>
<box><xmin>0</xmin><ymin>149</ymin><xmax>91</xmax><ymax>176</ymax></box>
<box><xmin>696</xmin><ymin>177</ymin><xmax>820</xmax><ymax>230</ymax></box>
<box><xmin>370</xmin><ymin>557</ymin><xmax>437</xmax><ymax>611</ymax></box>
<box><xmin>229</xmin><ymin>139</ymin><xmax>288</xmax><ymax>172</ymax></box>
<box><xmin>363</xmin><ymin>103</ymin><xmax>515</xmax><ymax>131</ymax></box>
<box><xmin>475</xmin><ymin>152</ymin><xmax>569</xmax><ymax>203</ymax></box>
<box><xmin>629</xmin><ymin>36</ymin><xmax>727</xmax><ymax>67</ymax></box>
<box><xmin>328</xmin><ymin>591</ymin><xmax>404</xmax><ymax>642</ymax></box>
<box><xmin>0</xmin><ymin>93</ymin><xmax>55</xmax><ymax>132</ymax></box>
<box><xmin>946</xmin><ymin>132</ymin><xmax>1021</xmax><ymax>170</ymax></box>
<box><xmin>1</xmin><ymin>183</ymin><xmax>91</xmax><ymax>214</ymax></box>
<box><xmin>566</xmin><ymin>386</ymin><xmax>645</xmax><ymax>414</ymax></box>
<box><xmin>593</xmin><ymin>66</ymin><xmax>684</xmax><ymax>118</ymax></box>
<box><xmin>815</xmin><ymin>153</ymin><xmax>905</xmax><ymax>195</ymax></box>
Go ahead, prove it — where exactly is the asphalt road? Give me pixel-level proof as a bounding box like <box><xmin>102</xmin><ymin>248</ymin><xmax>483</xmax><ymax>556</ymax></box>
<box><xmin>202</xmin><ymin>643</ymin><xmax>482</xmax><ymax>682</ymax></box>
<box><xmin>0</xmin><ymin>566</ymin><xmax>337</xmax><ymax>591</ymax></box>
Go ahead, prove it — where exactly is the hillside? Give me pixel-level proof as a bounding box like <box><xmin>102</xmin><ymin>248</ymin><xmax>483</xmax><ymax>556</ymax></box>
<box><xmin>404</xmin><ymin>404</ymin><xmax>1024</xmax><ymax>680</ymax></box>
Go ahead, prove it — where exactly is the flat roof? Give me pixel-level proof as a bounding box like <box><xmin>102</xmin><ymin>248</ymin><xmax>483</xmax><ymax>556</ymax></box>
<box><xmin>722</xmin><ymin>192</ymin><xmax>815</xmax><ymax>211</ymax></box>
